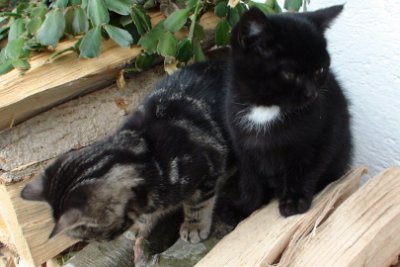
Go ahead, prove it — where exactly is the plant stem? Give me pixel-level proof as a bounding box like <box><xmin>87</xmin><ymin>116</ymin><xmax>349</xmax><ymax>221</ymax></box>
<box><xmin>46</xmin><ymin>46</ymin><xmax>76</xmax><ymax>62</ymax></box>
<box><xmin>188</xmin><ymin>0</ymin><xmax>202</xmax><ymax>43</ymax></box>
<box><xmin>0</xmin><ymin>12</ymin><xmax>22</xmax><ymax>17</ymax></box>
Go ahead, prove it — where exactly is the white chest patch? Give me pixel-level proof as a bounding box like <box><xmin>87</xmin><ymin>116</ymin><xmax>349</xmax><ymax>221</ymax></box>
<box><xmin>246</xmin><ymin>105</ymin><xmax>280</xmax><ymax>125</ymax></box>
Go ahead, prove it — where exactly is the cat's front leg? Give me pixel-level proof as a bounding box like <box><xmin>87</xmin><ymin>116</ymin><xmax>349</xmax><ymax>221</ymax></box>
<box><xmin>180</xmin><ymin>191</ymin><xmax>216</xmax><ymax>244</ymax></box>
<box><xmin>125</xmin><ymin>214</ymin><xmax>156</xmax><ymax>240</ymax></box>
<box><xmin>277</xmin><ymin>176</ymin><xmax>316</xmax><ymax>217</ymax></box>
<box><xmin>236</xmin><ymin>154</ymin><xmax>265</xmax><ymax>216</ymax></box>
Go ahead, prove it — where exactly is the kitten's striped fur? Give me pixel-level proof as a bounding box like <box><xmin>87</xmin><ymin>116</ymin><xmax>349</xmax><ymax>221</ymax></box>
<box><xmin>21</xmin><ymin>62</ymin><xmax>232</xmax><ymax>244</ymax></box>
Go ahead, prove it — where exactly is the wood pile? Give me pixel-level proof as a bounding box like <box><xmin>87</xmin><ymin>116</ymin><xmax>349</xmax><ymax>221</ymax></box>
<box><xmin>197</xmin><ymin>167</ymin><xmax>400</xmax><ymax>267</ymax></box>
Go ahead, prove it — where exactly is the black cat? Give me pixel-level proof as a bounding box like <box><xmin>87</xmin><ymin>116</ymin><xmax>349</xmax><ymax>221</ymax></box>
<box><xmin>225</xmin><ymin>6</ymin><xmax>352</xmax><ymax>217</ymax></box>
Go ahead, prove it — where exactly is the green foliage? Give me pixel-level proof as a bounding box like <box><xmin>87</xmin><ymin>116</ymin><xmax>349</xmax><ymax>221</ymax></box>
<box><xmin>0</xmin><ymin>0</ymin><xmax>307</xmax><ymax>75</ymax></box>
<box><xmin>284</xmin><ymin>0</ymin><xmax>303</xmax><ymax>11</ymax></box>
<box><xmin>36</xmin><ymin>9</ymin><xmax>65</xmax><ymax>47</ymax></box>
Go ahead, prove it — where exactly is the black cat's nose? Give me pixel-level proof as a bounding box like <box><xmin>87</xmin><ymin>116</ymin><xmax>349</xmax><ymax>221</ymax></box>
<box><xmin>305</xmin><ymin>82</ymin><xmax>318</xmax><ymax>100</ymax></box>
<box><xmin>305</xmin><ymin>88</ymin><xmax>318</xmax><ymax>99</ymax></box>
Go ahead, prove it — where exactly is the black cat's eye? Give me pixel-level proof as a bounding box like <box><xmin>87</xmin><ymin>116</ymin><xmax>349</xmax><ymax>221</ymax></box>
<box><xmin>282</xmin><ymin>70</ymin><xmax>296</xmax><ymax>80</ymax></box>
<box><xmin>315</xmin><ymin>67</ymin><xmax>325</xmax><ymax>76</ymax></box>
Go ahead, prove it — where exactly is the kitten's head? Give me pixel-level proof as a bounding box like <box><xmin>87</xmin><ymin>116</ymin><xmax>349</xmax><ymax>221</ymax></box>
<box><xmin>21</xmin><ymin>130</ymin><xmax>151</xmax><ymax>241</ymax></box>
<box><xmin>230</xmin><ymin>5</ymin><xmax>343</xmax><ymax>109</ymax></box>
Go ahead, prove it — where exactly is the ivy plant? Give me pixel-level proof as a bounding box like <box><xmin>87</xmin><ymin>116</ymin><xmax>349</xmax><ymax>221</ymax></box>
<box><xmin>0</xmin><ymin>0</ymin><xmax>306</xmax><ymax>75</ymax></box>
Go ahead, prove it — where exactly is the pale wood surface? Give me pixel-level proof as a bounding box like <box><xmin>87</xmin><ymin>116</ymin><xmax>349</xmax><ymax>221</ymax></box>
<box><xmin>0</xmin><ymin>11</ymin><xmax>218</xmax><ymax>131</ymax></box>
<box><xmin>0</xmin><ymin>180</ymin><xmax>76</xmax><ymax>267</ymax></box>
<box><xmin>281</xmin><ymin>167</ymin><xmax>400</xmax><ymax>267</ymax></box>
<box><xmin>0</xmin><ymin>66</ymin><xmax>163</xmax><ymax>180</ymax></box>
<box><xmin>195</xmin><ymin>167</ymin><xmax>368</xmax><ymax>267</ymax></box>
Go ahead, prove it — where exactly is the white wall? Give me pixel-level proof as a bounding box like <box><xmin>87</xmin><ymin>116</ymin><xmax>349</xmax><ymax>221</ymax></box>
<box><xmin>277</xmin><ymin>0</ymin><xmax>400</xmax><ymax>178</ymax></box>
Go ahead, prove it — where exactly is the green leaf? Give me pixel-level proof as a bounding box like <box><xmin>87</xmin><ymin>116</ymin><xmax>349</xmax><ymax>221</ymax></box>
<box><xmin>214</xmin><ymin>1</ymin><xmax>228</xmax><ymax>18</ymax></box>
<box><xmin>163</xmin><ymin>8</ymin><xmax>190</xmax><ymax>32</ymax></box>
<box><xmin>71</xmin><ymin>0</ymin><xmax>82</xmax><ymax>5</ymax></box>
<box><xmin>73</xmin><ymin>7</ymin><xmax>89</xmax><ymax>34</ymax></box>
<box><xmin>4</xmin><ymin>38</ymin><xmax>29</xmax><ymax>59</ymax></box>
<box><xmin>36</xmin><ymin>9</ymin><xmax>66</xmax><ymax>47</ymax></box>
<box><xmin>236</xmin><ymin>2</ymin><xmax>247</xmax><ymax>15</ymax></box>
<box><xmin>130</xmin><ymin>8</ymin><xmax>145</xmax><ymax>35</ymax></box>
<box><xmin>8</xmin><ymin>18</ymin><xmax>25</xmax><ymax>41</ymax></box>
<box><xmin>131</xmin><ymin>7</ymin><xmax>151</xmax><ymax>36</ymax></box>
<box><xmin>120</xmin><ymin>15</ymin><xmax>131</xmax><ymax>27</ymax></box>
<box><xmin>104</xmin><ymin>24</ymin><xmax>133</xmax><ymax>47</ymax></box>
<box><xmin>31</xmin><ymin>6</ymin><xmax>48</xmax><ymax>19</ymax></box>
<box><xmin>79</xmin><ymin>26</ymin><xmax>101</xmax><ymax>58</ymax></box>
<box><xmin>284</xmin><ymin>0</ymin><xmax>303</xmax><ymax>11</ymax></box>
<box><xmin>0</xmin><ymin>60</ymin><xmax>14</xmax><ymax>75</ymax></box>
<box><xmin>15</xmin><ymin>2</ymin><xmax>29</xmax><ymax>14</ymax></box>
<box><xmin>53</xmin><ymin>0</ymin><xmax>69</xmax><ymax>8</ymax></box>
<box><xmin>87</xmin><ymin>0</ymin><xmax>110</xmax><ymax>26</ymax></box>
<box><xmin>215</xmin><ymin>19</ymin><xmax>230</xmax><ymax>46</ymax></box>
<box><xmin>133</xmin><ymin>7</ymin><xmax>151</xmax><ymax>31</ymax></box>
<box><xmin>227</xmin><ymin>6</ymin><xmax>240</xmax><ymax>26</ymax></box>
<box><xmin>134</xmin><ymin>52</ymin><xmax>155</xmax><ymax>71</ymax></box>
<box><xmin>193</xmin><ymin>23</ymin><xmax>205</xmax><ymax>41</ymax></box>
<box><xmin>187</xmin><ymin>0</ymin><xmax>198</xmax><ymax>10</ymax></box>
<box><xmin>157</xmin><ymin>31</ymin><xmax>176</xmax><ymax>57</ymax></box>
<box><xmin>12</xmin><ymin>59</ymin><xmax>30</xmax><ymax>70</ymax></box>
<box><xmin>137</xmin><ymin>23</ymin><xmax>163</xmax><ymax>53</ymax></box>
<box><xmin>82</xmin><ymin>0</ymin><xmax>88</xmax><ymax>9</ymax></box>
<box><xmin>193</xmin><ymin>41</ymin><xmax>205</xmax><ymax>62</ymax></box>
<box><xmin>104</xmin><ymin>0</ymin><xmax>132</xmax><ymax>15</ymax></box>
<box><xmin>176</xmin><ymin>38</ymin><xmax>192</xmax><ymax>62</ymax></box>
<box><xmin>64</xmin><ymin>7</ymin><xmax>75</xmax><ymax>34</ymax></box>
<box><xmin>26</xmin><ymin>17</ymin><xmax>43</xmax><ymax>35</ymax></box>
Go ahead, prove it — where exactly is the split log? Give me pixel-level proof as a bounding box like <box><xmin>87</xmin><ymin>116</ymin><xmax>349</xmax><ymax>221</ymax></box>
<box><xmin>0</xmin><ymin>66</ymin><xmax>162</xmax><ymax>177</ymax></box>
<box><xmin>195</xmin><ymin>167</ymin><xmax>368</xmax><ymax>267</ymax></box>
<box><xmin>0</xmin><ymin>11</ymin><xmax>218</xmax><ymax>131</ymax></box>
<box><xmin>280</xmin><ymin>167</ymin><xmax>400</xmax><ymax>267</ymax></box>
<box><xmin>0</xmin><ymin>178</ymin><xmax>76</xmax><ymax>267</ymax></box>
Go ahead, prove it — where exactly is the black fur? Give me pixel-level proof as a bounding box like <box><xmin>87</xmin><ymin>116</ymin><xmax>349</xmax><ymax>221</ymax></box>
<box><xmin>225</xmin><ymin>6</ymin><xmax>353</xmax><ymax>217</ymax></box>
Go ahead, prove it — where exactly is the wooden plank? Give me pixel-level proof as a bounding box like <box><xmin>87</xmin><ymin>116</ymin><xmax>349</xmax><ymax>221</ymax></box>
<box><xmin>195</xmin><ymin>167</ymin><xmax>368</xmax><ymax>267</ymax></box>
<box><xmin>0</xmin><ymin>11</ymin><xmax>219</xmax><ymax>131</ymax></box>
<box><xmin>0</xmin><ymin>179</ymin><xmax>76</xmax><ymax>267</ymax></box>
<box><xmin>280</xmin><ymin>167</ymin><xmax>400</xmax><ymax>267</ymax></box>
<box><xmin>0</xmin><ymin>65</ymin><xmax>163</xmax><ymax>181</ymax></box>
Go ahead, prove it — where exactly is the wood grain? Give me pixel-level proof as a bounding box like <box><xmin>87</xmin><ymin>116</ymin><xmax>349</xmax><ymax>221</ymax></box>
<box><xmin>281</xmin><ymin>167</ymin><xmax>400</xmax><ymax>267</ymax></box>
<box><xmin>195</xmin><ymin>167</ymin><xmax>367</xmax><ymax>267</ymax></box>
<box><xmin>0</xmin><ymin>179</ymin><xmax>76</xmax><ymax>267</ymax></box>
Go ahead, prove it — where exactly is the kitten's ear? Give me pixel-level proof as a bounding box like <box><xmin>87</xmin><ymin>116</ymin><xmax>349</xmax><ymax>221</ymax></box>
<box><xmin>49</xmin><ymin>208</ymin><xmax>82</xmax><ymax>238</ymax></box>
<box><xmin>20</xmin><ymin>176</ymin><xmax>45</xmax><ymax>201</ymax></box>
<box><xmin>231</xmin><ymin>7</ymin><xmax>269</xmax><ymax>50</ymax></box>
<box><xmin>305</xmin><ymin>5</ymin><xmax>343</xmax><ymax>32</ymax></box>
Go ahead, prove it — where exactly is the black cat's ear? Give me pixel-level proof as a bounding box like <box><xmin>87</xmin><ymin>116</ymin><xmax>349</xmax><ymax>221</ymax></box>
<box><xmin>21</xmin><ymin>176</ymin><xmax>45</xmax><ymax>201</ymax></box>
<box><xmin>305</xmin><ymin>5</ymin><xmax>344</xmax><ymax>32</ymax></box>
<box><xmin>49</xmin><ymin>208</ymin><xmax>83</xmax><ymax>238</ymax></box>
<box><xmin>231</xmin><ymin>7</ymin><xmax>269</xmax><ymax>50</ymax></box>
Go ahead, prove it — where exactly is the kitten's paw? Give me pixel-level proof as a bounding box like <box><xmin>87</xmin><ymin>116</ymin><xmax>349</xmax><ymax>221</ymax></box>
<box><xmin>180</xmin><ymin>222</ymin><xmax>211</xmax><ymax>244</ymax></box>
<box><xmin>279</xmin><ymin>197</ymin><xmax>311</xmax><ymax>217</ymax></box>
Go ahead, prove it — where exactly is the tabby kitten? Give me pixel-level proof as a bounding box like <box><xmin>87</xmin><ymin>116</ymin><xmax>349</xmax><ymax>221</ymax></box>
<box><xmin>21</xmin><ymin>62</ymin><xmax>231</xmax><ymax>244</ymax></box>
<box><xmin>225</xmin><ymin>6</ymin><xmax>352</xmax><ymax>217</ymax></box>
